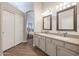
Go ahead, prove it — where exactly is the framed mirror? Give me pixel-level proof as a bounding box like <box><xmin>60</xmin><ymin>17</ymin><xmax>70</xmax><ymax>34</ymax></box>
<box><xmin>57</xmin><ymin>6</ymin><xmax>77</xmax><ymax>31</ymax></box>
<box><xmin>43</xmin><ymin>15</ymin><xmax>52</xmax><ymax>30</ymax></box>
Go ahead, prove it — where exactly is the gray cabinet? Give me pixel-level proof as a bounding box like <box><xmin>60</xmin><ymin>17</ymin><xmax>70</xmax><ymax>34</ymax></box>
<box><xmin>57</xmin><ymin>47</ymin><xmax>78</xmax><ymax>56</ymax></box>
<box><xmin>33</xmin><ymin>34</ymin><xmax>37</xmax><ymax>46</ymax></box>
<box><xmin>39</xmin><ymin>36</ymin><xmax>46</xmax><ymax>52</ymax></box>
<box><xmin>46</xmin><ymin>37</ymin><xmax>56</xmax><ymax>56</ymax></box>
<box><xmin>54</xmin><ymin>40</ymin><xmax>65</xmax><ymax>47</ymax></box>
<box><xmin>33</xmin><ymin>34</ymin><xmax>79</xmax><ymax>56</ymax></box>
<box><xmin>36</xmin><ymin>35</ymin><xmax>40</xmax><ymax>47</ymax></box>
<box><xmin>65</xmin><ymin>43</ymin><xmax>79</xmax><ymax>53</ymax></box>
<box><xmin>33</xmin><ymin>35</ymin><xmax>40</xmax><ymax>47</ymax></box>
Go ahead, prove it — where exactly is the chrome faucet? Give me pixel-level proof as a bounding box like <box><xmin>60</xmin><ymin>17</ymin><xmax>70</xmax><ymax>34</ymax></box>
<box><xmin>41</xmin><ymin>30</ymin><xmax>49</xmax><ymax>34</ymax></box>
<box><xmin>63</xmin><ymin>32</ymin><xmax>68</xmax><ymax>37</ymax></box>
<box><xmin>45</xmin><ymin>30</ymin><xmax>49</xmax><ymax>34</ymax></box>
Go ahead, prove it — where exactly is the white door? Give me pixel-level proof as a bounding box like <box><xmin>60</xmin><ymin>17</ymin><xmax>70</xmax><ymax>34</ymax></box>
<box><xmin>15</xmin><ymin>14</ymin><xmax>23</xmax><ymax>45</ymax></box>
<box><xmin>1</xmin><ymin>11</ymin><xmax>15</xmax><ymax>51</ymax></box>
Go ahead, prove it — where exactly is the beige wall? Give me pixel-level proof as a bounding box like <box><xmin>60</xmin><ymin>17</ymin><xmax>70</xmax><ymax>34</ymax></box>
<box><xmin>42</xmin><ymin>2</ymin><xmax>61</xmax><ymax>33</ymax></box>
<box><xmin>42</xmin><ymin>2</ymin><xmax>61</xmax><ymax>12</ymax></box>
<box><xmin>33</xmin><ymin>2</ymin><xmax>43</xmax><ymax>32</ymax></box>
<box><xmin>34</xmin><ymin>2</ymin><xmax>79</xmax><ymax>35</ymax></box>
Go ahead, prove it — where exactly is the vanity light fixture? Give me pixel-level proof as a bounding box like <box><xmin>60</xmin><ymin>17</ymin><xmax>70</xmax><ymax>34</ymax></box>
<box><xmin>41</xmin><ymin>10</ymin><xmax>52</xmax><ymax>16</ymax></box>
<box><xmin>56</xmin><ymin>2</ymin><xmax>76</xmax><ymax>12</ymax></box>
<box><xmin>42</xmin><ymin>2</ymin><xmax>77</xmax><ymax>16</ymax></box>
<box><xmin>72</xmin><ymin>2</ymin><xmax>77</xmax><ymax>6</ymax></box>
<box><xmin>41</xmin><ymin>10</ymin><xmax>49</xmax><ymax>16</ymax></box>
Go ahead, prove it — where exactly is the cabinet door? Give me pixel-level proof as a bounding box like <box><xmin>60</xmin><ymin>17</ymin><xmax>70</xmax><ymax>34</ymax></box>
<box><xmin>46</xmin><ymin>38</ymin><xmax>56</xmax><ymax>56</ymax></box>
<box><xmin>39</xmin><ymin>36</ymin><xmax>45</xmax><ymax>52</ymax></box>
<box><xmin>33</xmin><ymin>34</ymin><xmax>38</xmax><ymax>46</ymax></box>
<box><xmin>33</xmin><ymin>35</ymin><xmax>36</xmax><ymax>46</ymax></box>
<box><xmin>35</xmin><ymin>35</ymin><xmax>40</xmax><ymax>47</ymax></box>
<box><xmin>1</xmin><ymin>11</ymin><xmax>15</xmax><ymax>51</ymax></box>
<box><xmin>65</xmin><ymin>43</ymin><xmax>79</xmax><ymax>53</ymax></box>
<box><xmin>57</xmin><ymin>47</ymin><xmax>78</xmax><ymax>56</ymax></box>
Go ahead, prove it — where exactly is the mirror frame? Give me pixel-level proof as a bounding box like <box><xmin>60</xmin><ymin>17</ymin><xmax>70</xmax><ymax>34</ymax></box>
<box><xmin>43</xmin><ymin>15</ymin><xmax>52</xmax><ymax>30</ymax></box>
<box><xmin>57</xmin><ymin>5</ymin><xmax>77</xmax><ymax>31</ymax></box>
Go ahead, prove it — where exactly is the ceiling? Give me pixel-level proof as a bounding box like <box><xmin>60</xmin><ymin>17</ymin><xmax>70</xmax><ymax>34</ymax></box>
<box><xmin>9</xmin><ymin>2</ymin><xmax>33</xmax><ymax>13</ymax></box>
<box><xmin>9</xmin><ymin>2</ymin><xmax>61</xmax><ymax>13</ymax></box>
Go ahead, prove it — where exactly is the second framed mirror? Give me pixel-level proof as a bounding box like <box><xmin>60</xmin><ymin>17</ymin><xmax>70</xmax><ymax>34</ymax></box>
<box><xmin>57</xmin><ymin>5</ymin><xmax>77</xmax><ymax>31</ymax></box>
<box><xmin>43</xmin><ymin>15</ymin><xmax>52</xmax><ymax>30</ymax></box>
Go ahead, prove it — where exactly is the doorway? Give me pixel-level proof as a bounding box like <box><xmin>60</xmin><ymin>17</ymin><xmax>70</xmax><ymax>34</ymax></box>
<box><xmin>26</xmin><ymin>10</ymin><xmax>34</xmax><ymax>44</ymax></box>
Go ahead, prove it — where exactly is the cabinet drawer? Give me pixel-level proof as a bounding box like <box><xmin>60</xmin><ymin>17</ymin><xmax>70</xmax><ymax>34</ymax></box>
<box><xmin>46</xmin><ymin>37</ymin><xmax>55</xmax><ymax>44</ymax></box>
<box><xmin>65</xmin><ymin>43</ymin><xmax>79</xmax><ymax>53</ymax></box>
<box><xmin>54</xmin><ymin>40</ymin><xmax>65</xmax><ymax>47</ymax></box>
<box><xmin>57</xmin><ymin>47</ymin><xmax>78</xmax><ymax>56</ymax></box>
<box><xmin>41</xmin><ymin>36</ymin><xmax>45</xmax><ymax>40</ymax></box>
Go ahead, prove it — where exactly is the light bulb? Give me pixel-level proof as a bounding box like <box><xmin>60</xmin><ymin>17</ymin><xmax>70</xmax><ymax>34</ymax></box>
<box><xmin>59</xmin><ymin>3</ymin><xmax>63</xmax><ymax>7</ymax></box>
<box><xmin>63</xmin><ymin>6</ymin><xmax>66</xmax><ymax>9</ymax></box>
<box><xmin>56</xmin><ymin>5</ymin><xmax>59</xmax><ymax>9</ymax></box>
<box><xmin>67</xmin><ymin>4</ymin><xmax>71</xmax><ymax>8</ymax></box>
<box><xmin>59</xmin><ymin>8</ymin><xmax>62</xmax><ymax>11</ymax></box>
<box><xmin>63</xmin><ymin>2</ymin><xmax>67</xmax><ymax>5</ymax></box>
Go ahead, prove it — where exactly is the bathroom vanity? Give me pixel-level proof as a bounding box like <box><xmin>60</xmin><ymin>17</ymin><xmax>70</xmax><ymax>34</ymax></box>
<box><xmin>33</xmin><ymin>33</ymin><xmax>79</xmax><ymax>56</ymax></box>
<box><xmin>33</xmin><ymin>3</ymin><xmax>79</xmax><ymax>56</ymax></box>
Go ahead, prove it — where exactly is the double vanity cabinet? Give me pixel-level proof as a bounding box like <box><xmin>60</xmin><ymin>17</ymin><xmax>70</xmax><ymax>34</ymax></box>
<box><xmin>33</xmin><ymin>33</ymin><xmax>79</xmax><ymax>56</ymax></box>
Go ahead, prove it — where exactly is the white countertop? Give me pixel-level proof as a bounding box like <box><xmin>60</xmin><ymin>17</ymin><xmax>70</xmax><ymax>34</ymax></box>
<box><xmin>35</xmin><ymin>33</ymin><xmax>79</xmax><ymax>46</ymax></box>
